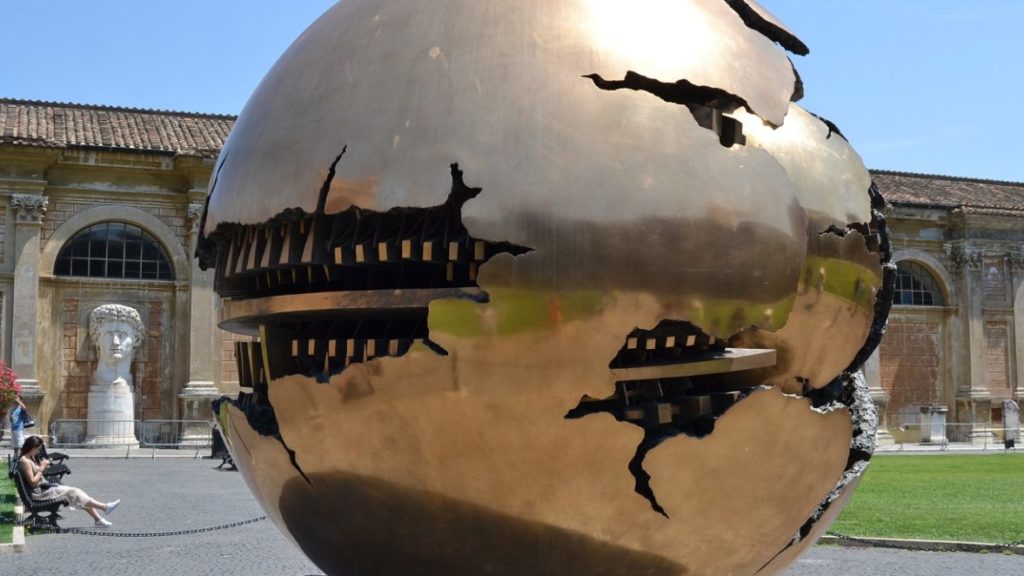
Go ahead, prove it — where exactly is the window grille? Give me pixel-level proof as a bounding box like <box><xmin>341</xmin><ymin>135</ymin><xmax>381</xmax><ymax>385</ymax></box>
<box><xmin>54</xmin><ymin>222</ymin><xmax>174</xmax><ymax>280</ymax></box>
<box><xmin>894</xmin><ymin>261</ymin><xmax>942</xmax><ymax>306</ymax></box>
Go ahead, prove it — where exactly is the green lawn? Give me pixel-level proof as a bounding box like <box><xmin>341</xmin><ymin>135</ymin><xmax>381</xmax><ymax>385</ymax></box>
<box><xmin>831</xmin><ymin>453</ymin><xmax>1024</xmax><ymax>544</ymax></box>
<box><xmin>0</xmin><ymin>473</ymin><xmax>15</xmax><ymax>544</ymax></box>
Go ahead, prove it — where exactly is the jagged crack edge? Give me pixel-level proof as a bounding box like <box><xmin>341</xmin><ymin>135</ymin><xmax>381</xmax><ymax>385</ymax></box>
<box><xmin>202</xmin><ymin>162</ymin><xmax>532</xmax><ymax>262</ymax></box>
<box><xmin>282</xmin><ymin>438</ymin><xmax>312</xmax><ymax>485</ymax></box>
<box><xmin>625</xmin><ymin>387</ymin><xmax>766</xmax><ymax>518</ymax></box>
<box><xmin>753</xmin><ymin>372</ymin><xmax>876</xmax><ymax>574</ymax></box>
<box><xmin>846</xmin><ymin>182</ymin><xmax>895</xmax><ymax>372</ymax></box>
<box><xmin>584</xmin><ymin>70</ymin><xmax>779</xmax><ymax>129</ymax></box>
<box><xmin>311</xmin><ymin>335</ymin><xmax>451</xmax><ymax>385</ymax></box>
<box><xmin>809</xmin><ymin>112</ymin><xmax>847</xmax><ymax>141</ymax></box>
<box><xmin>817</xmin><ymin>224</ymin><xmax>850</xmax><ymax>238</ymax></box>
<box><xmin>721</xmin><ymin>0</ymin><xmax>810</xmax><ymax>56</ymax></box>
<box><xmin>629</xmin><ymin>431</ymin><xmax>670</xmax><ymax>518</ymax></box>
<box><xmin>755</xmin><ymin>182</ymin><xmax>892</xmax><ymax>572</ymax></box>
<box><xmin>566</xmin><ymin>383</ymin><xmax>767</xmax><ymax>518</ymax></box>
<box><xmin>215</xmin><ymin>396</ymin><xmax>312</xmax><ymax>484</ymax></box>
<box><xmin>315</xmin><ymin>146</ymin><xmax>348</xmax><ymax>215</ymax></box>
<box><xmin>789</xmin><ymin>58</ymin><xmax>804</xmax><ymax>103</ymax></box>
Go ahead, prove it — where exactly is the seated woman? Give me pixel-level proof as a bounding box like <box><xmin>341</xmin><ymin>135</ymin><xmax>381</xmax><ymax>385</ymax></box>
<box><xmin>18</xmin><ymin>435</ymin><xmax>121</xmax><ymax>527</ymax></box>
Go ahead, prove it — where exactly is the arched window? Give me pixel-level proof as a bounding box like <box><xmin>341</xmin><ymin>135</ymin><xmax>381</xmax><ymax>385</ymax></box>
<box><xmin>895</xmin><ymin>261</ymin><xmax>943</xmax><ymax>306</ymax></box>
<box><xmin>54</xmin><ymin>222</ymin><xmax>174</xmax><ymax>280</ymax></box>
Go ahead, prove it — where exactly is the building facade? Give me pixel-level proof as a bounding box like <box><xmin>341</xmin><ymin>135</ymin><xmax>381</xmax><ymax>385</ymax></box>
<box><xmin>0</xmin><ymin>99</ymin><xmax>239</xmax><ymax>436</ymax></box>
<box><xmin>2</xmin><ymin>98</ymin><xmax>1023</xmax><ymax>443</ymax></box>
<box><xmin>869</xmin><ymin>171</ymin><xmax>1024</xmax><ymax>443</ymax></box>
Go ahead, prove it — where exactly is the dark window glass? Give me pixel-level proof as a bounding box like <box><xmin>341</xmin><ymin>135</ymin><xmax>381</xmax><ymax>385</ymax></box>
<box><xmin>89</xmin><ymin>238</ymin><xmax>106</xmax><ymax>258</ymax></box>
<box><xmin>894</xmin><ymin>261</ymin><xmax>943</xmax><ymax>307</ymax></box>
<box><xmin>88</xmin><ymin>259</ymin><xmax>106</xmax><ymax>277</ymax></box>
<box><xmin>142</xmin><ymin>241</ymin><xmax>159</xmax><ymax>260</ymax></box>
<box><xmin>71</xmin><ymin>259</ymin><xmax>88</xmax><ymax>276</ymax></box>
<box><xmin>55</xmin><ymin>222</ymin><xmax>174</xmax><ymax>281</ymax></box>
<box><xmin>125</xmin><ymin>241</ymin><xmax>142</xmax><ymax>260</ymax></box>
<box><xmin>124</xmin><ymin>260</ymin><xmax>141</xmax><ymax>278</ymax></box>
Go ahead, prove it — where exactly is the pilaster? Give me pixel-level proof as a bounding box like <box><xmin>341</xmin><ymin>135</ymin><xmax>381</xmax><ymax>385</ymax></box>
<box><xmin>949</xmin><ymin>243</ymin><xmax>993</xmax><ymax>442</ymax></box>
<box><xmin>10</xmin><ymin>193</ymin><xmax>48</xmax><ymax>399</ymax></box>
<box><xmin>1008</xmin><ymin>251</ymin><xmax>1024</xmax><ymax>439</ymax></box>
<box><xmin>180</xmin><ymin>202</ymin><xmax>219</xmax><ymax>443</ymax></box>
<box><xmin>863</xmin><ymin>351</ymin><xmax>894</xmax><ymax>445</ymax></box>
<box><xmin>950</xmin><ymin>245</ymin><xmax>989</xmax><ymax>397</ymax></box>
<box><xmin>182</xmin><ymin>201</ymin><xmax>219</xmax><ymax>397</ymax></box>
<box><xmin>1008</xmin><ymin>251</ymin><xmax>1024</xmax><ymax>400</ymax></box>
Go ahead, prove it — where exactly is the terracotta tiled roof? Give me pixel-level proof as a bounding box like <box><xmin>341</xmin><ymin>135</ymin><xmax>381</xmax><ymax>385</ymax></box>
<box><xmin>0</xmin><ymin>98</ymin><xmax>235</xmax><ymax>158</ymax></box>
<box><xmin>871</xmin><ymin>170</ymin><xmax>1024</xmax><ymax>215</ymax></box>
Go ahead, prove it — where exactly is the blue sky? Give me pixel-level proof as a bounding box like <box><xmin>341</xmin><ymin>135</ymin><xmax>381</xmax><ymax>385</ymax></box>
<box><xmin>3</xmin><ymin>1</ymin><xmax>1022</xmax><ymax>181</ymax></box>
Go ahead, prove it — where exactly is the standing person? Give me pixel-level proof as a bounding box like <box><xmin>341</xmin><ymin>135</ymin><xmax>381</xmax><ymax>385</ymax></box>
<box><xmin>9</xmin><ymin>394</ymin><xmax>26</xmax><ymax>452</ymax></box>
<box><xmin>18</xmin><ymin>435</ymin><xmax>121</xmax><ymax>527</ymax></box>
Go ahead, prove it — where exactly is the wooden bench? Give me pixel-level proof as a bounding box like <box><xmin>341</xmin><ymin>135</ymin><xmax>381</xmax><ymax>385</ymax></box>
<box><xmin>12</xmin><ymin>468</ymin><xmax>69</xmax><ymax>529</ymax></box>
<box><xmin>8</xmin><ymin>449</ymin><xmax>71</xmax><ymax>483</ymax></box>
<box><xmin>40</xmin><ymin>446</ymin><xmax>72</xmax><ymax>484</ymax></box>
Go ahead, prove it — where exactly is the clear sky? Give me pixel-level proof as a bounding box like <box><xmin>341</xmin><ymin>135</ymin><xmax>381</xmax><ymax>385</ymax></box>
<box><xmin>3</xmin><ymin>1</ymin><xmax>1022</xmax><ymax>182</ymax></box>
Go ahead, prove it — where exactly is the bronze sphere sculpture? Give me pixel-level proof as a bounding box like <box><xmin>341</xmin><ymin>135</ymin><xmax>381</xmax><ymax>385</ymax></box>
<box><xmin>199</xmin><ymin>1</ymin><xmax>894</xmax><ymax>574</ymax></box>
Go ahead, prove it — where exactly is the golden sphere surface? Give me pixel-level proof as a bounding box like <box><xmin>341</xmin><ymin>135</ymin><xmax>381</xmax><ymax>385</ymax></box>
<box><xmin>201</xmin><ymin>2</ymin><xmax>892</xmax><ymax>575</ymax></box>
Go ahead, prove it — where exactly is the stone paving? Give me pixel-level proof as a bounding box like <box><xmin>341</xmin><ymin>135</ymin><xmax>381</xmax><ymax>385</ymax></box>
<box><xmin>785</xmin><ymin>545</ymin><xmax>1024</xmax><ymax>575</ymax></box>
<box><xmin>5</xmin><ymin>457</ymin><xmax>321</xmax><ymax>576</ymax></box>
<box><xmin>6</xmin><ymin>455</ymin><xmax>1022</xmax><ymax>575</ymax></box>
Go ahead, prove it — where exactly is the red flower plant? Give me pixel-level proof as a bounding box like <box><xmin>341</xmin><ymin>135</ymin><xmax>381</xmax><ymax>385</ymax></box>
<box><xmin>0</xmin><ymin>360</ymin><xmax>20</xmax><ymax>414</ymax></box>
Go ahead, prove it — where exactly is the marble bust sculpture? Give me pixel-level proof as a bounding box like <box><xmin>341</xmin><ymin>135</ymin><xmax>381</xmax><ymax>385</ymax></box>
<box><xmin>85</xmin><ymin>304</ymin><xmax>145</xmax><ymax>445</ymax></box>
<box><xmin>89</xmin><ymin>304</ymin><xmax>145</xmax><ymax>389</ymax></box>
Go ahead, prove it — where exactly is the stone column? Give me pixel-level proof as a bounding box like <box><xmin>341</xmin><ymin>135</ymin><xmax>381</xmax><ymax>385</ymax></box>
<box><xmin>950</xmin><ymin>244</ymin><xmax>992</xmax><ymax>444</ymax></box>
<box><xmin>10</xmin><ymin>194</ymin><xmax>48</xmax><ymax>406</ymax></box>
<box><xmin>179</xmin><ymin>202</ymin><xmax>220</xmax><ymax>446</ymax></box>
<box><xmin>863</xmin><ymin>351</ymin><xmax>894</xmax><ymax>445</ymax></box>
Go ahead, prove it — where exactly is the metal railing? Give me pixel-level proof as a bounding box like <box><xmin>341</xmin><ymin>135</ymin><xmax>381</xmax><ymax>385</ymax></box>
<box><xmin>49</xmin><ymin>419</ymin><xmax>141</xmax><ymax>448</ymax></box>
<box><xmin>139</xmin><ymin>420</ymin><xmax>213</xmax><ymax>449</ymax></box>
<box><xmin>892</xmin><ymin>422</ymin><xmax>1018</xmax><ymax>451</ymax></box>
<box><xmin>50</xmin><ymin>419</ymin><xmax>214</xmax><ymax>450</ymax></box>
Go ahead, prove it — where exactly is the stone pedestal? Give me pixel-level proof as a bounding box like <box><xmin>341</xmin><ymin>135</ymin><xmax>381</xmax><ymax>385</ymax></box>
<box><xmin>919</xmin><ymin>406</ymin><xmax>948</xmax><ymax>444</ymax></box>
<box><xmin>957</xmin><ymin>395</ymin><xmax>997</xmax><ymax>446</ymax></box>
<box><xmin>85</xmin><ymin>383</ymin><xmax>138</xmax><ymax>446</ymax></box>
<box><xmin>863</xmin><ymin>353</ymin><xmax>894</xmax><ymax>446</ymax></box>
<box><xmin>1003</xmin><ymin>399</ymin><xmax>1020</xmax><ymax>446</ymax></box>
<box><xmin>178</xmin><ymin>382</ymin><xmax>221</xmax><ymax>447</ymax></box>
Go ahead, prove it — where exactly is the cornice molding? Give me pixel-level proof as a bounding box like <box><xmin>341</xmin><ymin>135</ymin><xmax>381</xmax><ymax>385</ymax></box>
<box><xmin>0</xmin><ymin>178</ymin><xmax>48</xmax><ymax>193</ymax></box>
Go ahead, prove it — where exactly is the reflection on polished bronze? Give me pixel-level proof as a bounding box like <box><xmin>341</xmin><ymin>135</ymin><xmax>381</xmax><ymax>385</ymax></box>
<box><xmin>201</xmin><ymin>1</ymin><xmax>894</xmax><ymax>575</ymax></box>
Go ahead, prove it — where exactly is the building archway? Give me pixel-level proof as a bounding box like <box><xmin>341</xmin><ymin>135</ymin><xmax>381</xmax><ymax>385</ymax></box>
<box><xmin>53</xmin><ymin>221</ymin><xmax>176</xmax><ymax>281</ymax></box>
<box><xmin>38</xmin><ymin>205</ymin><xmax>192</xmax><ymax>424</ymax></box>
<box><xmin>41</xmin><ymin>206</ymin><xmax>189</xmax><ymax>280</ymax></box>
<box><xmin>880</xmin><ymin>250</ymin><xmax>955</xmax><ymax>433</ymax></box>
<box><xmin>891</xmin><ymin>249</ymin><xmax>955</xmax><ymax>304</ymax></box>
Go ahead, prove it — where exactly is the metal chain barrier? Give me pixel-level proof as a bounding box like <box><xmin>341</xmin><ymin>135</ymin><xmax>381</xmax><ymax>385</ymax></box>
<box><xmin>23</xmin><ymin>515</ymin><xmax>267</xmax><ymax>538</ymax></box>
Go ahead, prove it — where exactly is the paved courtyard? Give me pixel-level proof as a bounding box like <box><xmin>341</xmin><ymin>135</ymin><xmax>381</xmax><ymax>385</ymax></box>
<box><xmin>6</xmin><ymin>456</ymin><xmax>1022</xmax><ymax>575</ymax></box>
<box><xmin>6</xmin><ymin>457</ymin><xmax>321</xmax><ymax>576</ymax></box>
